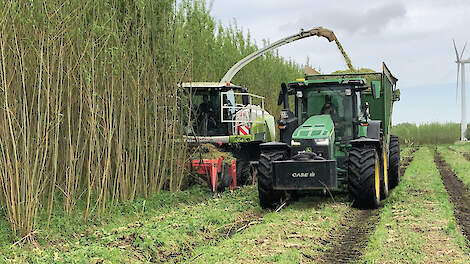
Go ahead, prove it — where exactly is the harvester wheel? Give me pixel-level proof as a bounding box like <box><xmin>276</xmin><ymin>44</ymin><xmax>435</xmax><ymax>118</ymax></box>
<box><xmin>348</xmin><ymin>147</ymin><xmax>381</xmax><ymax>209</ymax></box>
<box><xmin>258</xmin><ymin>149</ymin><xmax>287</xmax><ymax>209</ymax></box>
<box><xmin>237</xmin><ymin>159</ymin><xmax>252</xmax><ymax>185</ymax></box>
<box><xmin>217</xmin><ymin>163</ymin><xmax>233</xmax><ymax>192</ymax></box>
<box><xmin>388</xmin><ymin>135</ymin><xmax>400</xmax><ymax>189</ymax></box>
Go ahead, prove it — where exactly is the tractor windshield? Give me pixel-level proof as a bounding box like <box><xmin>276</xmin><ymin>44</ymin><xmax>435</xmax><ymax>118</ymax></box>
<box><xmin>296</xmin><ymin>86</ymin><xmax>354</xmax><ymax>139</ymax></box>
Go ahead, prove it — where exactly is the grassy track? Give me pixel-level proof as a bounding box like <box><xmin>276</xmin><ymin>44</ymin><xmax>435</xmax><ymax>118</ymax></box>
<box><xmin>1</xmin><ymin>188</ymin><xmax>351</xmax><ymax>263</ymax></box>
<box><xmin>362</xmin><ymin>147</ymin><xmax>470</xmax><ymax>263</ymax></box>
<box><xmin>0</xmin><ymin>186</ymin><xmax>263</xmax><ymax>263</ymax></box>
<box><xmin>4</xmin><ymin>145</ymin><xmax>470</xmax><ymax>263</ymax></box>
<box><xmin>187</xmin><ymin>195</ymin><xmax>349</xmax><ymax>263</ymax></box>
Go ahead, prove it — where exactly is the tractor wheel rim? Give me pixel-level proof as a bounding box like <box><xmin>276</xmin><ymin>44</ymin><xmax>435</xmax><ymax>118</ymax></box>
<box><xmin>383</xmin><ymin>148</ymin><xmax>388</xmax><ymax>187</ymax></box>
<box><xmin>375</xmin><ymin>155</ymin><xmax>380</xmax><ymax>201</ymax></box>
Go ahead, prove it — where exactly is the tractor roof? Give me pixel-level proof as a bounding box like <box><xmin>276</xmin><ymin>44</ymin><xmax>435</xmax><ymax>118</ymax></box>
<box><xmin>288</xmin><ymin>77</ymin><xmax>369</xmax><ymax>88</ymax></box>
<box><xmin>181</xmin><ymin>82</ymin><xmax>245</xmax><ymax>91</ymax></box>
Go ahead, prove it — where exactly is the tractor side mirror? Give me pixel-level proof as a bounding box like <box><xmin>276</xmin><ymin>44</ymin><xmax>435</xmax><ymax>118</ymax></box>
<box><xmin>279</xmin><ymin>83</ymin><xmax>289</xmax><ymax>109</ymax></box>
<box><xmin>278</xmin><ymin>83</ymin><xmax>288</xmax><ymax>106</ymax></box>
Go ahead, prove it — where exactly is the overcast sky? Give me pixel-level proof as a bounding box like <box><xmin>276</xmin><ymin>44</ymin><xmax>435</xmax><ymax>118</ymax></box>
<box><xmin>209</xmin><ymin>0</ymin><xmax>470</xmax><ymax>124</ymax></box>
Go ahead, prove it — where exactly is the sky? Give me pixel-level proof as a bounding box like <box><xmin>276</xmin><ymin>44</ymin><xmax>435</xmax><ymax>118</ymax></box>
<box><xmin>208</xmin><ymin>0</ymin><xmax>470</xmax><ymax>124</ymax></box>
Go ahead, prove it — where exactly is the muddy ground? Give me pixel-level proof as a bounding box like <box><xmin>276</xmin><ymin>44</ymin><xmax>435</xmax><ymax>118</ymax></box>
<box><xmin>434</xmin><ymin>150</ymin><xmax>470</xmax><ymax>244</ymax></box>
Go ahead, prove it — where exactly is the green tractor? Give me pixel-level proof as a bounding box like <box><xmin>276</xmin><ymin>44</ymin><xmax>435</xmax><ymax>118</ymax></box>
<box><xmin>258</xmin><ymin>63</ymin><xmax>400</xmax><ymax>209</ymax></box>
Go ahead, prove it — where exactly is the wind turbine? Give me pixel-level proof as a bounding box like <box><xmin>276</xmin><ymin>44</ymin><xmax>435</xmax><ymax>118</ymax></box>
<box><xmin>454</xmin><ymin>40</ymin><xmax>470</xmax><ymax>141</ymax></box>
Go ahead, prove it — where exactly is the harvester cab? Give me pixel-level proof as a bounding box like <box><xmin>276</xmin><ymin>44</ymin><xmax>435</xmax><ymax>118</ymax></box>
<box><xmin>258</xmin><ymin>63</ymin><xmax>400</xmax><ymax>209</ymax></box>
<box><xmin>183</xmin><ymin>82</ymin><xmax>275</xmax><ymax>144</ymax></box>
<box><xmin>183</xmin><ymin>82</ymin><xmax>275</xmax><ymax>192</ymax></box>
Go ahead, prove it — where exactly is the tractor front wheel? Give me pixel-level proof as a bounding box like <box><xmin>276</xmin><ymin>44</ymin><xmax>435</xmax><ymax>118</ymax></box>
<box><xmin>388</xmin><ymin>135</ymin><xmax>400</xmax><ymax>189</ymax></box>
<box><xmin>258</xmin><ymin>149</ymin><xmax>287</xmax><ymax>209</ymax></box>
<box><xmin>348</xmin><ymin>147</ymin><xmax>381</xmax><ymax>209</ymax></box>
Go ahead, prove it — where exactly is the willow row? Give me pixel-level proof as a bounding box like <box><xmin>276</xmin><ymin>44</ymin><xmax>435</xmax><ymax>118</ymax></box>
<box><xmin>0</xmin><ymin>0</ymin><xmax>302</xmax><ymax>239</ymax></box>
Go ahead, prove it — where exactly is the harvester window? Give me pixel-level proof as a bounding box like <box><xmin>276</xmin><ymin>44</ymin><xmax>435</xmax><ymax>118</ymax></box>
<box><xmin>224</xmin><ymin>89</ymin><xmax>236</xmax><ymax>114</ymax></box>
<box><xmin>191</xmin><ymin>91</ymin><xmax>220</xmax><ymax>135</ymax></box>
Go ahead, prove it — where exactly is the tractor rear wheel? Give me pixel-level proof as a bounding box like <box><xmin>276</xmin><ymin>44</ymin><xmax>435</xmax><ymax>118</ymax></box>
<box><xmin>348</xmin><ymin>147</ymin><xmax>381</xmax><ymax>209</ymax></box>
<box><xmin>388</xmin><ymin>135</ymin><xmax>400</xmax><ymax>189</ymax></box>
<box><xmin>258</xmin><ymin>149</ymin><xmax>287</xmax><ymax>209</ymax></box>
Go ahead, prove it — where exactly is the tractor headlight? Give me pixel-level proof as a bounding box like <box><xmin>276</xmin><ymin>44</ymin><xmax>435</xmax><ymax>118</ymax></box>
<box><xmin>291</xmin><ymin>140</ymin><xmax>301</xmax><ymax>146</ymax></box>
<box><xmin>314</xmin><ymin>138</ymin><xmax>329</xmax><ymax>146</ymax></box>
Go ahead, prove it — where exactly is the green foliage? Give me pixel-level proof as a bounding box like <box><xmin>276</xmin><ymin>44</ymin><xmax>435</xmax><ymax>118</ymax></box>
<box><xmin>0</xmin><ymin>0</ymin><xmax>302</xmax><ymax>239</ymax></box>
<box><xmin>392</xmin><ymin>122</ymin><xmax>462</xmax><ymax>145</ymax></box>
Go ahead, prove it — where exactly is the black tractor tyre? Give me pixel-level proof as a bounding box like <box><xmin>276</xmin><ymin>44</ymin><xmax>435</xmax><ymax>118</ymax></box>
<box><xmin>380</xmin><ymin>145</ymin><xmax>389</xmax><ymax>200</ymax></box>
<box><xmin>348</xmin><ymin>147</ymin><xmax>381</xmax><ymax>209</ymax></box>
<box><xmin>258</xmin><ymin>149</ymin><xmax>287</xmax><ymax>209</ymax></box>
<box><xmin>388</xmin><ymin>135</ymin><xmax>400</xmax><ymax>189</ymax></box>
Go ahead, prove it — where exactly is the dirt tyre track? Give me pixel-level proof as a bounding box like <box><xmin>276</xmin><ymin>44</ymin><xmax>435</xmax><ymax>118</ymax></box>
<box><xmin>434</xmin><ymin>150</ymin><xmax>470</xmax><ymax>244</ymax></box>
<box><xmin>399</xmin><ymin>147</ymin><xmax>417</xmax><ymax>176</ymax></box>
<box><xmin>319</xmin><ymin>209</ymin><xmax>379</xmax><ymax>263</ymax></box>
<box><xmin>319</xmin><ymin>146</ymin><xmax>417</xmax><ymax>263</ymax></box>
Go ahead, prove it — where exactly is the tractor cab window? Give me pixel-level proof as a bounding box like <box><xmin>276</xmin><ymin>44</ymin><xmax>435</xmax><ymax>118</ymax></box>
<box><xmin>297</xmin><ymin>86</ymin><xmax>354</xmax><ymax>139</ymax></box>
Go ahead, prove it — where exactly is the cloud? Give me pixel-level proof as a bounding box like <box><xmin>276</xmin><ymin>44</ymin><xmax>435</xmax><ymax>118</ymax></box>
<box><xmin>210</xmin><ymin>0</ymin><xmax>470</xmax><ymax>122</ymax></box>
<box><xmin>280</xmin><ymin>2</ymin><xmax>407</xmax><ymax>35</ymax></box>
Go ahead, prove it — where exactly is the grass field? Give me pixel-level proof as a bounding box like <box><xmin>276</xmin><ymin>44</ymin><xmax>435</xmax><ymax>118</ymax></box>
<box><xmin>2</xmin><ymin>143</ymin><xmax>470</xmax><ymax>263</ymax></box>
<box><xmin>2</xmin><ymin>1</ymin><xmax>470</xmax><ymax>263</ymax></box>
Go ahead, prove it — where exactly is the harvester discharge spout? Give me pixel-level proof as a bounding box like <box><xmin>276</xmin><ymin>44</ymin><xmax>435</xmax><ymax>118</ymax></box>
<box><xmin>221</xmin><ymin>27</ymin><xmax>354</xmax><ymax>84</ymax></box>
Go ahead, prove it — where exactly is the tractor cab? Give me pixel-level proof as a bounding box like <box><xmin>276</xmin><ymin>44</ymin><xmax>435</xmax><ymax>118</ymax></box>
<box><xmin>279</xmin><ymin>78</ymin><xmax>369</xmax><ymax>158</ymax></box>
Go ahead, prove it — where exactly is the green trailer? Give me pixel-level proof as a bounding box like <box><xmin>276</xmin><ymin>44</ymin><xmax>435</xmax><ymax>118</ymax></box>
<box><xmin>258</xmin><ymin>63</ymin><xmax>400</xmax><ymax>209</ymax></box>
